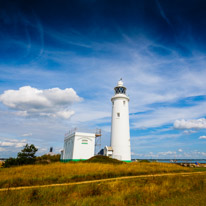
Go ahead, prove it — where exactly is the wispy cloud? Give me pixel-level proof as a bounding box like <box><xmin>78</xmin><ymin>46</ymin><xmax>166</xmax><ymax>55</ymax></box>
<box><xmin>0</xmin><ymin>138</ymin><xmax>27</xmax><ymax>148</ymax></box>
<box><xmin>155</xmin><ymin>0</ymin><xmax>171</xmax><ymax>26</ymax></box>
<box><xmin>174</xmin><ymin>118</ymin><xmax>206</xmax><ymax>130</ymax></box>
<box><xmin>21</xmin><ymin>133</ymin><xmax>32</xmax><ymax>137</ymax></box>
<box><xmin>199</xmin><ymin>136</ymin><xmax>206</xmax><ymax>139</ymax></box>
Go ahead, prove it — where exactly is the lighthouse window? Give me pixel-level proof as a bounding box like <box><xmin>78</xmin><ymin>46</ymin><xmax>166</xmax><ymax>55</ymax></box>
<box><xmin>123</xmin><ymin>101</ymin><xmax>125</xmax><ymax>105</ymax></box>
<box><xmin>115</xmin><ymin>87</ymin><xmax>126</xmax><ymax>94</ymax></box>
<box><xmin>117</xmin><ymin>112</ymin><xmax>120</xmax><ymax>117</ymax></box>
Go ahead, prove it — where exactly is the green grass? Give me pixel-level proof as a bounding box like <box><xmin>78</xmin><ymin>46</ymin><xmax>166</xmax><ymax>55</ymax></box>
<box><xmin>192</xmin><ymin>167</ymin><xmax>206</xmax><ymax>172</ymax></box>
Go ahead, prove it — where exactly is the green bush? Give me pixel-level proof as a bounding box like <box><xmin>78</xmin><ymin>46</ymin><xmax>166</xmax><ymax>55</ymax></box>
<box><xmin>84</xmin><ymin>155</ymin><xmax>124</xmax><ymax>164</ymax></box>
<box><xmin>36</xmin><ymin>154</ymin><xmax>60</xmax><ymax>164</ymax></box>
<box><xmin>2</xmin><ymin>157</ymin><xmax>18</xmax><ymax>168</ymax></box>
<box><xmin>139</xmin><ymin>159</ymin><xmax>150</xmax><ymax>163</ymax></box>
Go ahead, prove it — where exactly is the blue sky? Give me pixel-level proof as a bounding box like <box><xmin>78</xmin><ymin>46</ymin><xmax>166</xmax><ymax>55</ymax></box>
<box><xmin>0</xmin><ymin>0</ymin><xmax>206</xmax><ymax>158</ymax></box>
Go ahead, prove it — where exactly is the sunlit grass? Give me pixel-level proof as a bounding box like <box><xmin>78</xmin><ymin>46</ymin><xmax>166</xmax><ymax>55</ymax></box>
<box><xmin>0</xmin><ymin>162</ymin><xmax>190</xmax><ymax>188</ymax></box>
<box><xmin>0</xmin><ymin>172</ymin><xmax>205</xmax><ymax>206</ymax></box>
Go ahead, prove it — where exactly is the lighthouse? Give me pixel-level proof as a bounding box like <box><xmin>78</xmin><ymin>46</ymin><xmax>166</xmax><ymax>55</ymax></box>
<box><xmin>110</xmin><ymin>79</ymin><xmax>131</xmax><ymax>161</ymax></box>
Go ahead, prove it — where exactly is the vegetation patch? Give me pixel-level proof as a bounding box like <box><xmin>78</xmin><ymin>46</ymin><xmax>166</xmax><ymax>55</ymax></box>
<box><xmin>0</xmin><ymin>162</ymin><xmax>191</xmax><ymax>188</ymax></box>
<box><xmin>35</xmin><ymin>154</ymin><xmax>60</xmax><ymax>164</ymax></box>
<box><xmin>138</xmin><ymin>159</ymin><xmax>150</xmax><ymax>163</ymax></box>
<box><xmin>2</xmin><ymin>144</ymin><xmax>38</xmax><ymax>168</ymax></box>
<box><xmin>0</xmin><ymin>173</ymin><xmax>205</xmax><ymax>206</ymax></box>
<box><xmin>84</xmin><ymin>155</ymin><xmax>124</xmax><ymax>164</ymax></box>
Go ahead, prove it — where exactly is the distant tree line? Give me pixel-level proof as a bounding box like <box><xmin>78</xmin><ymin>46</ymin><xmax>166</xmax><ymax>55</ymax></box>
<box><xmin>2</xmin><ymin>144</ymin><xmax>60</xmax><ymax>168</ymax></box>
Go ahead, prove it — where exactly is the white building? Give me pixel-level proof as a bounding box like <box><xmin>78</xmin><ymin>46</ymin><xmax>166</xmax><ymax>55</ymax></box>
<box><xmin>61</xmin><ymin>132</ymin><xmax>95</xmax><ymax>162</ymax></box>
<box><xmin>104</xmin><ymin>146</ymin><xmax>113</xmax><ymax>157</ymax></box>
<box><xmin>110</xmin><ymin>79</ymin><xmax>131</xmax><ymax>162</ymax></box>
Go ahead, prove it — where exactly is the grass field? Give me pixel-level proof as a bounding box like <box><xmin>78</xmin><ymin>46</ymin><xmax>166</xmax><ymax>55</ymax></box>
<box><xmin>0</xmin><ymin>162</ymin><xmax>190</xmax><ymax>188</ymax></box>
<box><xmin>0</xmin><ymin>172</ymin><xmax>205</xmax><ymax>206</ymax></box>
<box><xmin>0</xmin><ymin>161</ymin><xmax>205</xmax><ymax>206</ymax></box>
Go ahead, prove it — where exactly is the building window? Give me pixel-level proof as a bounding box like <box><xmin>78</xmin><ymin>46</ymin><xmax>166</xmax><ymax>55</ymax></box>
<box><xmin>117</xmin><ymin>112</ymin><xmax>120</xmax><ymax>117</ymax></box>
<box><xmin>123</xmin><ymin>101</ymin><xmax>125</xmax><ymax>105</ymax></box>
<box><xmin>82</xmin><ymin>139</ymin><xmax>88</xmax><ymax>144</ymax></box>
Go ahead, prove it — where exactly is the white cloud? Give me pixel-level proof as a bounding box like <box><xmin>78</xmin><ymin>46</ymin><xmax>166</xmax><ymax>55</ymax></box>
<box><xmin>0</xmin><ymin>142</ymin><xmax>15</xmax><ymax>146</ymax></box>
<box><xmin>193</xmin><ymin>151</ymin><xmax>206</xmax><ymax>157</ymax></box>
<box><xmin>199</xmin><ymin>136</ymin><xmax>206</xmax><ymax>139</ymax></box>
<box><xmin>0</xmin><ymin>86</ymin><xmax>82</xmax><ymax>119</ymax></box>
<box><xmin>15</xmin><ymin>142</ymin><xmax>27</xmax><ymax>148</ymax></box>
<box><xmin>22</xmin><ymin>133</ymin><xmax>32</xmax><ymax>137</ymax></box>
<box><xmin>158</xmin><ymin>151</ymin><xmax>176</xmax><ymax>156</ymax></box>
<box><xmin>131</xmin><ymin>101</ymin><xmax>206</xmax><ymax>129</ymax></box>
<box><xmin>0</xmin><ymin>139</ymin><xmax>27</xmax><ymax>148</ymax></box>
<box><xmin>54</xmin><ymin>110</ymin><xmax>75</xmax><ymax>119</ymax></box>
<box><xmin>174</xmin><ymin>118</ymin><xmax>206</xmax><ymax>129</ymax></box>
<box><xmin>178</xmin><ymin>149</ymin><xmax>183</xmax><ymax>152</ymax></box>
<box><xmin>132</xmin><ymin>133</ymin><xmax>181</xmax><ymax>140</ymax></box>
<box><xmin>183</xmin><ymin>130</ymin><xmax>197</xmax><ymax>134</ymax></box>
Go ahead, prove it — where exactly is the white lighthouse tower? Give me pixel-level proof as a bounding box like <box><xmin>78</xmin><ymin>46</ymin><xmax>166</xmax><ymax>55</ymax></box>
<box><xmin>110</xmin><ymin>79</ymin><xmax>131</xmax><ymax>162</ymax></box>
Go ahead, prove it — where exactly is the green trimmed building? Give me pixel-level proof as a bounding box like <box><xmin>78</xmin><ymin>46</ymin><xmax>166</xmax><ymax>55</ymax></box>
<box><xmin>60</xmin><ymin>132</ymin><xmax>96</xmax><ymax>162</ymax></box>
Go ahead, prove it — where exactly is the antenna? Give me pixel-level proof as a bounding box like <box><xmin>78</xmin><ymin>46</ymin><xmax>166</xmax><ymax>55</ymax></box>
<box><xmin>65</xmin><ymin>127</ymin><xmax>78</xmax><ymax>138</ymax></box>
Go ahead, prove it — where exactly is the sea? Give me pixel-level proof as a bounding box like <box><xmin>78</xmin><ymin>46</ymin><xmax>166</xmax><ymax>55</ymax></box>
<box><xmin>133</xmin><ymin>159</ymin><xmax>206</xmax><ymax>164</ymax></box>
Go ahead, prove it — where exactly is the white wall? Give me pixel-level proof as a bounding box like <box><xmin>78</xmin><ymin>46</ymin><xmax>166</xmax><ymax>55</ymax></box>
<box><xmin>63</xmin><ymin>135</ymin><xmax>74</xmax><ymax>159</ymax></box>
<box><xmin>63</xmin><ymin>132</ymin><xmax>95</xmax><ymax>160</ymax></box>
<box><xmin>111</xmin><ymin>94</ymin><xmax>131</xmax><ymax>161</ymax></box>
<box><xmin>104</xmin><ymin>146</ymin><xmax>113</xmax><ymax>157</ymax></box>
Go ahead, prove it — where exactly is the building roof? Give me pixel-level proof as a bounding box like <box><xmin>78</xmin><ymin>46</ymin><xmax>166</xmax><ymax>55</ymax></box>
<box><xmin>65</xmin><ymin>131</ymin><xmax>95</xmax><ymax>140</ymax></box>
<box><xmin>106</xmin><ymin>146</ymin><xmax>113</xmax><ymax>151</ymax></box>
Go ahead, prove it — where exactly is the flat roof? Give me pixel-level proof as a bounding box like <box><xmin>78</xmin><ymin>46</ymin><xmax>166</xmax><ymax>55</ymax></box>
<box><xmin>64</xmin><ymin>131</ymin><xmax>95</xmax><ymax>140</ymax></box>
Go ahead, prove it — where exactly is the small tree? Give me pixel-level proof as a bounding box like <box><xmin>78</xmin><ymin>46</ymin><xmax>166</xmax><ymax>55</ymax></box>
<box><xmin>3</xmin><ymin>144</ymin><xmax>38</xmax><ymax>168</ymax></box>
<box><xmin>17</xmin><ymin>144</ymin><xmax>38</xmax><ymax>165</ymax></box>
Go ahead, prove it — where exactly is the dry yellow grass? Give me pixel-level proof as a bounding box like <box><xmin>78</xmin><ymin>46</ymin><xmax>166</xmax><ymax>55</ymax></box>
<box><xmin>0</xmin><ymin>162</ymin><xmax>190</xmax><ymax>188</ymax></box>
<box><xmin>0</xmin><ymin>172</ymin><xmax>205</xmax><ymax>206</ymax></box>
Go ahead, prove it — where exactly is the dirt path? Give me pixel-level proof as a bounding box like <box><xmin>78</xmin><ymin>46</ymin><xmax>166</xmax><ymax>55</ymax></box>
<box><xmin>0</xmin><ymin>171</ymin><xmax>205</xmax><ymax>192</ymax></box>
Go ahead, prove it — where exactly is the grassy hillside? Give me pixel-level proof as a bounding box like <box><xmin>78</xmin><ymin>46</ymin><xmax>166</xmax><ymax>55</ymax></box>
<box><xmin>0</xmin><ymin>172</ymin><xmax>205</xmax><ymax>206</ymax></box>
<box><xmin>84</xmin><ymin>155</ymin><xmax>123</xmax><ymax>164</ymax></box>
<box><xmin>0</xmin><ymin>161</ymin><xmax>190</xmax><ymax>188</ymax></box>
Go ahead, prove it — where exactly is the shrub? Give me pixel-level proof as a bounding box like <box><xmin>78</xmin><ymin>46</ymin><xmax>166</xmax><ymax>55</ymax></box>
<box><xmin>2</xmin><ymin>157</ymin><xmax>18</xmax><ymax>168</ymax></box>
<box><xmin>36</xmin><ymin>154</ymin><xmax>60</xmax><ymax>164</ymax></box>
<box><xmin>84</xmin><ymin>155</ymin><xmax>124</xmax><ymax>164</ymax></box>
<box><xmin>139</xmin><ymin>159</ymin><xmax>150</xmax><ymax>163</ymax></box>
